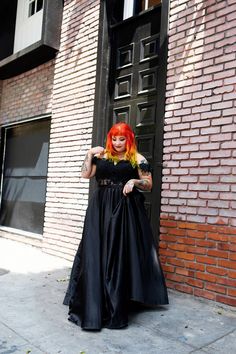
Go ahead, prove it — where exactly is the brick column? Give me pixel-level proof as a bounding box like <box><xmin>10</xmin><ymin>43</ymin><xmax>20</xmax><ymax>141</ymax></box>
<box><xmin>43</xmin><ymin>0</ymin><xmax>100</xmax><ymax>261</ymax></box>
<box><xmin>160</xmin><ymin>0</ymin><xmax>236</xmax><ymax>306</ymax></box>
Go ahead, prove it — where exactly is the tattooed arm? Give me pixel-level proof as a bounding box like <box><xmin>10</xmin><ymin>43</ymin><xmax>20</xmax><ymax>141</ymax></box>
<box><xmin>81</xmin><ymin>146</ymin><xmax>104</xmax><ymax>179</ymax></box>
<box><xmin>123</xmin><ymin>154</ymin><xmax>152</xmax><ymax>195</ymax></box>
<box><xmin>136</xmin><ymin>156</ymin><xmax>152</xmax><ymax>190</ymax></box>
<box><xmin>81</xmin><ymin>152</ymin><xmax>94</xmax><ymax>178</ymax></box>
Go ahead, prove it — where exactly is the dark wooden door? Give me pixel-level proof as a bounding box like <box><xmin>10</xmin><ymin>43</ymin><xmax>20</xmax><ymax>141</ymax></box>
<box><xmin>107</xmin><ymin>6</ymin><xmax>163</xmax><ymax>238</ymax></box>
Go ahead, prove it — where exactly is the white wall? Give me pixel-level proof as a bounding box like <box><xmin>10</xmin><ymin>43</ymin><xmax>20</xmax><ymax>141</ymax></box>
<box><xmin>14</xmin><ymin>0</ymin><xmax>43</xmax><ymax>53</ymax></box>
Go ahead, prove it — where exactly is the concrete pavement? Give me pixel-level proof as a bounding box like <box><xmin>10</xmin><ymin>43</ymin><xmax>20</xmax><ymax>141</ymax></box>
<box><xmin>0</xmin><ymin>237</ymin><xmax>236</xmax><ymax>354</ymax></box>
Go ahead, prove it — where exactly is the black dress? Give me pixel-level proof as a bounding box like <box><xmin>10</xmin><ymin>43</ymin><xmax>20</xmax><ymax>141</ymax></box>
<box><xmin>63</xmin><ymin>157</ymin><xmax>168</xmax><ymax>330</ymax></box>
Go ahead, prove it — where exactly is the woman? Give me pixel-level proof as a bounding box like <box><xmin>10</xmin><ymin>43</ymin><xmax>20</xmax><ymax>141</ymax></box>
<box><xmin>63</xmin><ymin>122</ymin><xmax>168</xmax><ymax>330</ymax></box>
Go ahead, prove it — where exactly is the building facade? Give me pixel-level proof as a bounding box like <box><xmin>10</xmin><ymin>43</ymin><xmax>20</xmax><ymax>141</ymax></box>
<box><xmin>0</xmin><ymin>0</ymin><xmax>235</xmax><ymax>307</ymax></box>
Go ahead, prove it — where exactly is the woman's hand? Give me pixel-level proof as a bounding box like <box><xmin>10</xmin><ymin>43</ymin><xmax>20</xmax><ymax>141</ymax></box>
<box><xmin>89</xmin><ymin>146</ymin><xmax>105</xmax><ymax>157</ymax></box>
<box><xmin>123</xmin><ymin>175</ymin><xmax>152</xmax><ymax>195</ymax></box>
<box><xmin>123</xmin><ymin>179</ymin><xmax>135</xmax><ymax>196</ymax></box>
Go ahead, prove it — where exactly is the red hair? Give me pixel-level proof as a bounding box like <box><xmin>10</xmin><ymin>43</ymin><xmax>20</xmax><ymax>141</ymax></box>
<box><xmin>105</xmin><ymin>122</ymin><xmax>137</xmax><ymax>166</ymax></box>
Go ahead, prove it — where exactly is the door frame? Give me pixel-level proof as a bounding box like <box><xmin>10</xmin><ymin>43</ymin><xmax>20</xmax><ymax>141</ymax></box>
<box><xmin>91</xmin><ymin>0</ymin><xmax>170</xmax><ymax>243</ymax></box>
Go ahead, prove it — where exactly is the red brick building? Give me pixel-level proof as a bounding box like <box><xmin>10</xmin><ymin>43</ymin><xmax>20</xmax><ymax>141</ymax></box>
<box><xmin>0</xmin><ymin>0</ymin><xmax>235</xmax><ymax>306</ymax></box>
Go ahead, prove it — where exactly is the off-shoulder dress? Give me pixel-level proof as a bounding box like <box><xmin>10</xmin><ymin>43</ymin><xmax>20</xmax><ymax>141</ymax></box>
<box><xmin>63</xmin><ymin>157</ymin><xmax>168</xmax><ymax>330</ymax></box>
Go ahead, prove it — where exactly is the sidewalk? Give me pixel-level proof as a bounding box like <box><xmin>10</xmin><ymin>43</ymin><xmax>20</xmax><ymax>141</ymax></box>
<box><xmin>0</xmin><ymin>237</ymin><xmax>235</xmax><ymax>354</ymax></box>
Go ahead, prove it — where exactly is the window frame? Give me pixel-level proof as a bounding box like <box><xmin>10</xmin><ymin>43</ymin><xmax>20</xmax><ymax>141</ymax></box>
<box><xmin>123</xmin><ymin>0</ymin><xmax>135</xmax><ymax>20</ymax></box>
<box><xmin>0</xmin><ymin>114</ymin><xmax>51</xmax><ymax>236</ymax></box>
<box><xmin>110</xmin><ymin>0</ymin><xmax>162</xmax><ymax>24</ymax></box>
<box><xmin>28</xmin><ymin>0</ymin><xmax>44</xmax><ymax>17</ymax></box>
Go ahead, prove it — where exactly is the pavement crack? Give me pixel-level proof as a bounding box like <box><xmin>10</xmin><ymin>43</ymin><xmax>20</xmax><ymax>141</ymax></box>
<box><xmin>0</xmin><ymin>319</ymin><xmax>45</xmax><ymax>353</ymax></box>
<box><xmin>190</xmin><ymin>328</ymin><xmax>236</xmax><ymax>353</ymax></box>
<box><xmin>133</xmin><ymin>319</ymin><xmax>198</xmax><ymax>350</ymax></box>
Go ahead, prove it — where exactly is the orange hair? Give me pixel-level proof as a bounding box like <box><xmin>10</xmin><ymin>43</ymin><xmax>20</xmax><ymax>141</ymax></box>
<box><xmin>105</xmin><ymin>122</ymin><xmax>137</xmax><ymax>167</ymax></box>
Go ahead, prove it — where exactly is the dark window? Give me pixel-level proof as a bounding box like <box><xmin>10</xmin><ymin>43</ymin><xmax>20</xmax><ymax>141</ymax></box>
<box><xmin>0</xmin><ymin>0</ymin><xmax>18</xmax><ymax>61</ymax></box>
<box><xmin>108</xmin><ymin>0</ymin><xmax>162</xmax><ymax>25</ymax></box>
<box><xmin>29</xmin><ymin>0</ymin><xmax>44</xmax><ymax>17</ymax></box>
<box><xmin>36</xmin><ymin>0</ymin><xmax>44</xmax><ymax>12</ymax></box>
<box><xmin>134</xmin><ymin>0</ymin><xmax>162</xmax><ymax>16</ymax></box>
<box><xmin>0</xmin><ymin>118</ymin><xmax>50</xmax><ymax>235</ymax></box>
<box><xmin>141</xmin><ymin>0</ymin><xmax>161</xmax><ymax>11</ymax></box>
<box><xmin>29</xmin><ymin>0</ymin><xmax>36</xmax><ymax>17</ymax></box>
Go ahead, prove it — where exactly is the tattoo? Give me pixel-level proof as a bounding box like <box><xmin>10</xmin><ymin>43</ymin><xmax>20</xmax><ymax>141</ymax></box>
<box><xmin>81</xmin><ymin>153</ymin><xmax>89</xmax><ymax>173</ymax></box>
<box><xmin>139</xmin><ymin>159</ymin><xmax>151</xmax><ymax>176</ymax></box>
<box><xmin>142</xmin><ymin>171</ymin><xmax>151</xmax><ymax>176</ymax></box>
<box><xmin>137</xmin><ymin>179</ymin><xmax>149</xmax><ymax>190</ymax></box>
<box><xmin>140</xmin><ymin>158</ymin><xmax>147</xmax><ymax>164</ymax></box>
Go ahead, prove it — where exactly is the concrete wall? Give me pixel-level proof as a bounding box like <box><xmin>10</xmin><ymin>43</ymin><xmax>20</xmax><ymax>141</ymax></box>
<box><xmin>160</xmin><ymin>0</ymin><xmax>236</xmax><ymax>306</ymax></box>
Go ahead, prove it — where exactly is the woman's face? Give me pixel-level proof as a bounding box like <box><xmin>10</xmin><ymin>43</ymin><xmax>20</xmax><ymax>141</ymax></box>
<box><xmin>112</xmin><ymin>135</ymin><xmax>127</xmax><ymax>153</ymax></box>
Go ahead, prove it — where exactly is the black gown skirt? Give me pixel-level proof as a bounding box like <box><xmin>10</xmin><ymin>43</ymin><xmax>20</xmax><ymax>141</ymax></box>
<box><xmin>63</xmin><ymin>158</ymin><xmax>168</xmax><ymax>330</ymax></box>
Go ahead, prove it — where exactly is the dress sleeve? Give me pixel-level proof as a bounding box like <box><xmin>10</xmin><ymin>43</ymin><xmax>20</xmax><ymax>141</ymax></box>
<box><xmin>92</xmin><ymin>156</ymin><xmax>98</xmax><ymax>165</ymax></box>
<box><xmin>138</xmin><ymin>161</ymin><xmax>152</xmax><ymax>174</ymax></box>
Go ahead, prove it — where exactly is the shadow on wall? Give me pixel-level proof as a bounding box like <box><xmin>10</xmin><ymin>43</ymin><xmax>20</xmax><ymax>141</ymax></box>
<box><xmin>61</xmin><ymin>0</ymin><xmax>100</xmax><ymax>70</ymax></box>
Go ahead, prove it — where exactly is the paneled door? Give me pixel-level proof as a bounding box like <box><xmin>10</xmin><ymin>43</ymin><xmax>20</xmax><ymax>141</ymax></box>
<box><xmin>107</xmin><ymin>5</ymin><xmax>163</xmax><ymax>237</ymax></box>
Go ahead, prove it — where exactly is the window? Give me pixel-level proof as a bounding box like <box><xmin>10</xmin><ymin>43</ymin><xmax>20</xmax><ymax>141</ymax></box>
<box><xmin>28</xmin><ymin>0</ymin><xmax>44</xmax><ymax>17</ymax></box>
<box><xmin>141</xmin><ymin>0</ymin><xmax>162</xmax><ymax>11</ymax></box>
<box><xmin>0</xmin><ymin>118</ymin><xmax>50</xmax><ymax>235</ymax></box>
<box><xmin>123</xmin><ymin>0</ymin><xmax>161</xmax><ymax>20</ymax></box>
<box><xmin>109</xmin><ymin>0</ymin><xmax>162</xmax><ymax>24</ymax></box>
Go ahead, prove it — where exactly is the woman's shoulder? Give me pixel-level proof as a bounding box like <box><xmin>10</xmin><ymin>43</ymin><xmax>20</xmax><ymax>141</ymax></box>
<box><xmin>136</xmin><ymin>153</ymin><xmax>148</xmax><ymax>164</ymax></box>
<box><xmin>136</xmin><ymin>153</ymin><xmax>151</xmax><ymax>172</ymax></box>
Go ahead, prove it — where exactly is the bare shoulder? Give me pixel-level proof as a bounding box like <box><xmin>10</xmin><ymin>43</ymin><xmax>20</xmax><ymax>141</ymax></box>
<box><xmin>136</xmin><ymin>153</ymin><xmax>148</xmax><ymax>165</ymax></box>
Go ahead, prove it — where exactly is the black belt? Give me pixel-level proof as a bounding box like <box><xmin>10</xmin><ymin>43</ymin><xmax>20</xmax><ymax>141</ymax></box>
<box><xmin>97</xmin><ymin>179</ymin><xmax>124</xmax><ymax>187</ymax></box>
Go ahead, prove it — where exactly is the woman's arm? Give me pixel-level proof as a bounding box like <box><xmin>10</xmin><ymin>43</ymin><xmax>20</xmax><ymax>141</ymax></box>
<box><xmin>123</xmin><ymin>154</ymin><xmax>152</xmax><ymax>195</ymax></box>
<box><xmin>81</xmin><ymin>146</ymin><xmax>104</xmax><ymax>179</ymax></box>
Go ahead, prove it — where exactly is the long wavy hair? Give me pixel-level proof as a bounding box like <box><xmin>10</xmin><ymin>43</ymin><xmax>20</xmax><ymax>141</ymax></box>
<box><xmin>105</xmin><ymin>122</ymin><xmax>137</xmax><ymax>167</ymax></box>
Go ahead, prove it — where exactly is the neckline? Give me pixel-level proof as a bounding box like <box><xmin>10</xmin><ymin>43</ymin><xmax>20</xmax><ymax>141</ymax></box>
<box><xmin>102</xmin><ymin>157</ymin><xmax>129</xmax><ymax>164</ymax></box>
<box><xmin>94</xmin><ymin>156</ymin><xmax>130</xmax><ymax>164</ymax></box>
<box><xmin>104</xmin><ymin>153</ymin><xmax>126</xmax><ymax>161</ymax></box>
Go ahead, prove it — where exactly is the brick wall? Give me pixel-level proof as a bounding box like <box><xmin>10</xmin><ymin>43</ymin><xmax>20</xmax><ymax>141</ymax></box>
<box><xmin>160</xmin><ymin>0</ymin><xmax>236</xmax><ymax>306</ymax></box>
<box><xmin>0</xmin><ymin>61</ymin><xmax>54</xmax><ymax>124</ymax></box>
<box><xmin>42</xmin><ymin>0</ymin><xmax>100</xmax><ymax>260</ymax></box>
